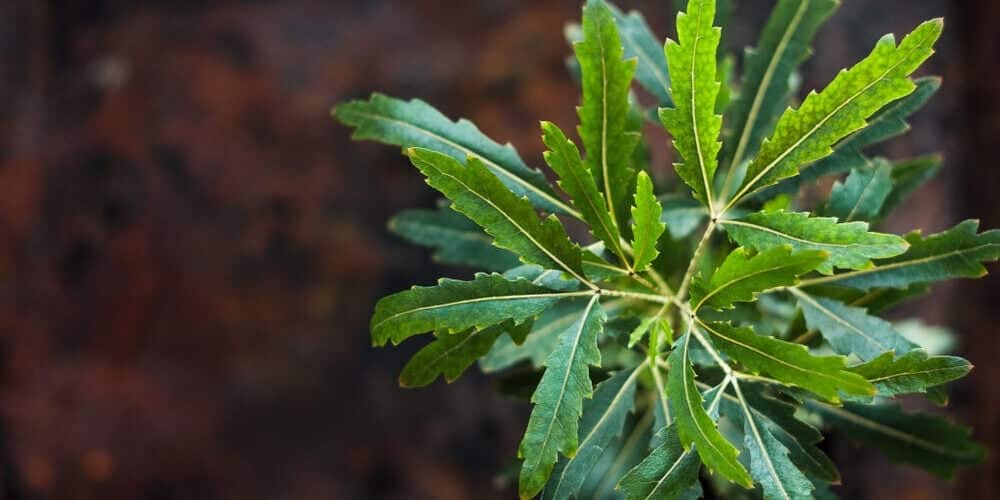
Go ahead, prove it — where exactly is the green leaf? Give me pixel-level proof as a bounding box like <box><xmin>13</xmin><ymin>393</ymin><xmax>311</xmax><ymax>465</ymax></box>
<box><xmin>720</xmin><ymin>211</ymin><xmax>910</xmax><ymax>274</ymax></box>
<box><xmin>389</xmin><ymin>206</ymin><xmax>520</xmax><ymax>271</ymax></box>
<box><xmin>519</xmin><ymin>295</ymin><xmax>605</xmax><ymax>498</ymax></box>
<box><xmin>849</xmin><ymin>350</ymin><xmax>972</xmax><ymax>398</ymax></box>
<box><xmin>697</xmin><ymin>320</ymin><xmax>874</xmax><ymax>402</ymax></box>
<box><xmin>667</xmin><ymin>334</ymin><xmax>753</xmax><ymax>487</ymax></box>
<box><xmin>660</xmin><ymin>194</ymin><xmax>710</xmax><ymax>239</ymax></box>
<box><xmin>334</xmin><ymin>93</ymin><xmax>572</xmax><ymax>215</ymax></box>
<box><xmin>826</xmin><ymin>159</ymin><xmax>893</xmax><ymax>222</ymax></box>
<box><xmin>617</xmin><ymin>425</ymin><xmax>701</xmax><ymax>500</ymax></box>
<box><xmin>631</xmin><ymin>171</ymin><xmax>667</xmax><ymax>271</ymax></box>
<box><xmin>607</xmin><ymin>3</ymin><xmax>673</xmax><ymax>106</ymax></box>
<box><xmin>399</xmin><ymin>325</ymin><xmax>506</xmax><ymax>387</ymax></box>
<box><xmin>691</xmin><ymin>246</ymin><xmax>827</xmax><ymax>311</ymax></box>
<box><xmin>659</xmin><ymin>0</ymin><xmax>724</xmax><ymax>206</ymax></box>
<box><xmin>881</xmin><ymin>154</ymin><xmax>942</xmax><ymax>215</ymax></box>
<box><xmin>409</xmin><ymin>148</ymin><xmax>591</xmax><ymax>284</ymax></box>
<box><xmin>577</xmin><ymin>0</ymin><xmax>640</xmax><ymax>233</ymax></box>
<box><xmin>543</xmin><ymin>367</ymin><xmax>640</xmax><ymax>500</ymax></box>
<box><xmin>812</xmin><ymin>401</ymin><xmax>985</xmax><ymax>478</ymax></box>
<box><xmin>371</xmin><ymin>273</ymin><xmax>587</xmax><ymax>346</ymax></box>
<box><xmin>791</xmin><ymin>289</ymin><xmax>917</xmax><ymax>361</ymax></box>
<box><xmin>542</xmin><ymin>121</ymin><xmax>626</xmax><ymax>264</ymax></box>
<box><xmin>731</xmin><ymin>20</ymin><xmax>943</xmax><ymax>203</ymax></box>
<box><xmin>721</xmin><ymin>0</ymin><xmax>838</xmax><ymax>190</ymax></box>
<box><xmin>797</xmin><ymin>220</ymin><xmax>1000</xmax><ymax>290</ymax></box>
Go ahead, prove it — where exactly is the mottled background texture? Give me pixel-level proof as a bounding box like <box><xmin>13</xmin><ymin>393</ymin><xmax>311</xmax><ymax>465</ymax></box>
<box><xmin>0</xmin><ymin>0</ymin><xmax>998</xmax><ymax>499</ymax></box>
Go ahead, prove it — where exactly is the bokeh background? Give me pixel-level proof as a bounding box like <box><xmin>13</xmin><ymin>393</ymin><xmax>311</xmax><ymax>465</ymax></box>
<box><xmin>0</xmin><ymin>0</ymin><xmax>997</xmax><ymax>499</ymax></box>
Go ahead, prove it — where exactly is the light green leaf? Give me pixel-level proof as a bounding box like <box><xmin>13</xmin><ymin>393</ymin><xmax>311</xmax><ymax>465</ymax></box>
<box><xmin>797</xmin><ymin>220</ymin><xmax>1000</xmax><ymax>290</ymax></box>
<box><xmin>690</xmin><ymin>245</ymin><xmax>827</xmax><ymax>311</ymax></box>
<box><xmin>791</xmin><ymin>289</ymin><xmax>917</xmax><ymax>361</ymax></box>
<box><xmin>720</xmin><ymin>210</ymin><xmax>909</xmax><ymax>274</ymax></box>
<box><xmin>826</xmin><ymin>159</ymin><xmax>893</xmax><ymax>222</ymax></box>
<box><xmin>659</xmin><ymin>0</ymin><xmax>724</xmax><ymax>206</ymax></box>
<box><xmin>731</xmin><ymin>20</ymin><xmax>943</xmax><ymax>203</ymax></box>
<box><xmin>371</xmin><ymin>273</ymin><xmax>586</xmax><ymax>346</ymax></box>
<box><xmin>617</xmin><ymin>425</ymin><xmax>701</xmax><ymax>500</ymax></box>
<box><xmin>409</xmin><ymin>148</ymin><xmax>591</xmax><ymax>284</ymax></box>
<box><xmin>399</xmin><ymin>325</ymin><xmax>506</xmax><ymax>387</ymax></box>
<box><xmin>697</xmin><ymin>320</ymin><xmax>874</xmax><ymax>402</ymax></box>
<box><xmin>389</xmin><ymin>206</ymin><xmax>520</xmax><ymax>271</ymax></box>
<box><xmin>849</xmin><ymin>349</ymin><xmax>971</xmax><ymax>398</ymax></box>
<box><xmin>544</xmin><ymin>367</ymin><xmax>640</xmax><ymax>500</ymax></box>
<box><xmin>334</xmin><ymin>93</ymin><xmax>572</xmax><ymax>215</ymax></box>
<box><xmin>811</xmin><ymin>401</ymin><xmax>985</xmax><ymax>479</ymax></box>
<box><xmin>608</xmin><ymin>3</ymin><xmax>673</xmax><ymax>106</ymax></box>
<box><xmin>632</xmin><ymin>171</ymin><xmax>667</xmax><ymax>271</ymax></box>
<box><xmin>577</xmin><ymin>0</ymin><xmax>640</xmax><ymax>233</ymax></box>
<box><xmin>519</xmin><ymin>295</ymin><xmax>605</xmax><ymax>499</ymax></box>
<box><xmin>668</xmin><ymin>334</ymin><xmax>753</xmax><ymax>487</ymax></box>
<box><xmin>881</xmin><ymin>154</ymin><xmax>942</xmax><ymax>215</ymax></box>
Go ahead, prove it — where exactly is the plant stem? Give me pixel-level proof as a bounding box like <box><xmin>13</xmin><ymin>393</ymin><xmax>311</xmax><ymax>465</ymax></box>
<box><xmin>677</xmin><ymin>219</ymin><xmax>717</xmax><ymax>302</ymax></box>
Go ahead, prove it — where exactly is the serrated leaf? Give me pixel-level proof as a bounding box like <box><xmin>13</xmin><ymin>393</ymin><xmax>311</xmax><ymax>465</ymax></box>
<box><xmin>371</xmin><ymin>273</ymin><xmax>586</xmax><ymax>346</ymax></box>
<box><xmin>607</xmin><ymin>3</ymin><xmax>673</xmax><ymax>106</ymax></box>
<box><xmin>697</xmin><ymin>320</ymin><xmax>874</xmax><ymax>402</ymax></box>
<box><xmin>660</xmin><ymin>0</ymin><xmax>724</xmax><ymax>206</ymax></box>
<box><xmin>791</xmin><ymin>289</ymin><xmax>917</xmax><ymax>361</ymax></box>
<box><xmin>881</xmin><ymin>154</ymin><xmax>942</xmax><ymax>215</ymax></box>
<box><xmin>399</xmin><ymin>325</ymin><xmax>506</xmax><ymax>387</ymax></box>
<box><xmin>577</xmin><ymin>0</ymin><xmax>640</xmax><ymax>234</ymax></box>
<box><xmin>409</xmin><ymin>148</ymin><xmax>592</xmax><ymax>284</ymax></box>
<box><xmin>849</xmin><ymin>349</ymin><xmax>971</xmax><ymax>398</ymax></box>
<box><xmin>691</xmin><ymin>246</ymin><xmax>827</xmax><ymax>311</ymax></box>
<box><xmin>632</xmin><ymin>171</ymin><xmax>667</xmax><ymax>271</ymax></box>
<box><xmin>617</xmin><ymin>425</ymin><xmax>701</xmax><ymax>500</ymax></box>
<box><xmin>721</xmin><ymin>0</ymin><xmax>838</xmax><ymax>193</ymax></box>
<box><xmin>732</xmin><ymin>20</ymin><xmax>942</xmax><ymax>203</ymax></box>
<box><xmin>334</xmin><ymin>93</ymin><xmax>572</xmax><ymax>215</ymax></box>
<box><xmin>826</xmin><ymin>159</ymin><xmax>892</xmax><ymax>222</ymax></box>
<box><xmin>797</xmin><ymin>220</ymin><xmax>1000</xmax><ymax>290</ymax></box>
<box><xmin>543</xmin><ymin>367</ymin><xmax>640</xmax><ymax>500</ymax></box>
<box><xmin>721</xmin><ymin>211</ymin><xmax>909</xmax><ymax>274</ymax></box>
<box><xmin>519</xmin><ymin>295</ymin><xmax>605</xmax><ymax>499</ymax></box>
<box><xmin>667</xmin><ymin>334</ymin><xmax>753</xmax><ymax>487</ymax></box>
<box><xmin>812</xmin><ymin>401</ymin><xmax>985</xmax><ymax>478</ymax></box>
<box><xmin>389</xmin><ymin>206</ymin><xmax>520</xmax><ymax>271</ymax></box>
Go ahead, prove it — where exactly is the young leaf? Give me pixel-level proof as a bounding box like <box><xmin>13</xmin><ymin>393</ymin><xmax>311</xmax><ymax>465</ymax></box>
<box><xmin>334</xmin><ymin>94</ymin><xmax>573</xmax><ymax>215</ymax></box>
<box><xmin>811</xmin><ymin>401</ymin><xmax>985</xmax><ymax>479</ymax></box>
<box><xmin>631</xmin><ymin>171</ymin><xmax>667</xmax><ymax>271</ymax></box>
<box><xmin>826</xmin><ymin>159</ymin><xmax>893</xmax><ymax>222</ymax></box>
<box><xmin>730</xmin><ymin>20</ymin><xmax>943</xmax><ymax>204</ymax></box>
<box><xmin>791</xmin><ymin>288</ymin><xmax>917</xmax><ymax>361</ymax></box>
<box><xmin>720</xmin><ymin>210</ymin><xmax>909</xmax><ymax>274</ymax></box>
<box><xmin>660</xmin><ymin>0</ymin><xmax>724</xmax><ymax>207</ymax></box>
<box><xmin>690</xmin><ymin>246</ymin><xmax>827</xmax><ymax>311</ymax></box>
<box><xmin>697</xmin><ymin>320</ymin><xmax>874</xmax><ymax>402</ymax></box>
<box><xmin>607</xmin><ymin>3</ymin><xmax>673</xmax><ymax>106</ymax></box>
<box><xmin>399</xmin><ymin>325</ymin><xmax>507</xmax><ymax>387</ymax></box>
<box><xmin>519</xmin><ymin>295</ymin><xmax>605</xmax><ymax>498</ymax></box>
<box><xmin>576</xmin><ymin>0</ymin><xmax>640</xmax><ymax>233</ymax></box>
<box><xmin>543</xmin><ymin>367</ymin><xmax>640</xmax><ymax>500</ymax></box>
<box><xmin>667</xmin><ymin>334</ymin><xmax>753</xmax><ymax>487</ymax></box>
<box><xmin>617</xmin><ymin>425</ymin><xmax>701</xmax><ymax>500</ymax></box>
<box><xmin>850</xmin><ymin>350</ymin><xmax>972</xmax><ymax>398</ymax></box>
<box><xmin>797</xmin><ymin>220</ymin><xmax>1000</xmax><ymax>291</ymax></box>
<box><xmin>408</xmin><ymin>148</ymin><xmax>592</xmax><ymax>285</ymax></box>
<box><xmin>371</xmin><ymin>273</ymin><xmax>586</xmax><ymax>346</ymax></box>
<box><xmin>881</xmin><ymin>154</ymin><xmax>942</xmax><ymax>215</ymax></box>
<box><xmin>389</xmin><ymin>206</ymin><xmax>520</xmax><ymax>271</ymax></box>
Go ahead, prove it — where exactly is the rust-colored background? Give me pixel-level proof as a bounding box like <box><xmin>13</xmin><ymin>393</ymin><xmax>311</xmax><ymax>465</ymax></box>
<box><xmin>0</xmin><ymin>1</ymin><xmax>997</xmax><ymax>499</ymax></box>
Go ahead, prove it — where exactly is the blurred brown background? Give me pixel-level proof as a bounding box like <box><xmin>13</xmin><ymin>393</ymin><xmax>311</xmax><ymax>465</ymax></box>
<box><xmin>0</xmin><ymin>0</ymin><xmax>997</xmax><ymax>499</ymax></box>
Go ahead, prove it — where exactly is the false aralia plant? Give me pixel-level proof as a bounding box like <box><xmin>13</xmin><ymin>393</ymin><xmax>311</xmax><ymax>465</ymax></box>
<box><xmin>335</xmin><ymin>0</ymin><xmax>996</xmax><ymax>498</ymax></box>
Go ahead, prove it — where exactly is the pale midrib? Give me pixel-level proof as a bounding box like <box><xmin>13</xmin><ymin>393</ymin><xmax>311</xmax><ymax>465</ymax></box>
<box><xmin>735</xmin><ymin>382</ymin><xmax>791</xmax><ymax>500</ymax></box>
<box><xmin>373</xmin><ymin>290</ymin><xmax>589</xmax><ymax>332</ymax></box>
<box><xmin>645</xmin><ymin>450</ymin><xmax>693</xmax><ymax>500</ymax></box>
<box><xmin>816</xmin><ymin>403</ymin><xmax>977</xmax><ymax>459</ymax></box>
<box><xmin>789</xmin><ymin>289</ymin><xmax>890</xmax><ymax>352</ymax></box>
<box><xmin>594</xmin><ymin>15</ymin><xmax>621</xmax><ymax>234</ymax></box>
<box><xmin>845</xmin><ymin>169</ymin><xmax>882</xmax><ymax>221</ymax></box>
<box><xmin>695</xmin><ymin>261</ymin><xmax>807</xmax><ymax>311</ymax></box>
<box><xmin>797</xmin><ymin>243</ymin><xmax>998</xmax><ymax>287</ymax></box>
<box><xmin>355</xmin><ymin>112</ymin><xmax>579</xmax><ymax>218</ymax></box>
<box><xmin>593</xmin><ymin>408</ymin><xmax>654</xmax><ymax>499</ymax></box>
<box><xmin>688</xmin><ymin>0</ymin><xmax>714</xmax><ymax>205</ymax></box>
<box><xmin>420</xmin><ymin>329</ymin><xmax>488</xmax><ymax>377</ymax></box>
<box><xmin>556</xmin><ymin>141</ymin><xmax>625</xmax><ymax>260</ymax></box>
<box><xmin>620</xmin><ymin>28</ymin><xmax>670</xmax><ymax>98</ymax></box>
<box><xmin>867</xmin><ymin>366</ymin><xmax>965</xmax><ymax>384</ymax></box>
<box><xmin>721</xmin><ymin>218</ymin><xmax>893</xmax><ymax>249</ymax></box>
<box><xmin>680</xmin><ymin>338</ymin><xmax>735</xmax><ymax>471</ymax></box>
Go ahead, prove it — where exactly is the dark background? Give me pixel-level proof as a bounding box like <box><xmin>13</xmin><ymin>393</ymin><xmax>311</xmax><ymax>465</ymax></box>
<box><xmin>0</xmin><ymin>0</ymin><xmax>997</xmax><ymax>499</ymax></box>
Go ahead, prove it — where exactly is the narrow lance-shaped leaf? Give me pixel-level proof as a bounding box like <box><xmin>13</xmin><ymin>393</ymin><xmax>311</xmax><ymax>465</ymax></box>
<box><xmin>389</xmin><ymin>206</ymin><xmax>520</xmax><ymax>271</ymax></box>
<box><xmin>576</xmin><ymin>0</ymin><xmax>640</xmax><ymax>233</ymax></box>
<box><xmin>631</xmin><ymin>171</ymin><xmax>667</xmax><ymax>271</ymax></box>
<box><xmin>617</xmin><ymin>425</ymin><xmax>701</xmax><ymax>500</ymax></box>
<box><xmin>849</xmin><ymin>349</ymin><xmax>972</xmax><ymax>398</ymax></box>
<box><xmin>334</xmin><ymin>93</ymin><xmax>573</xmax><ymax>215</ymax></box>
<box><xmin>399</xmin><ymin>324</ymin><xmax>507</xmax><ymax>387</ymax></box>
<box><xmin>371</xmin><ymin>273</ymin><xmax>587</xmax><ymax>346</ymax></box>
<box><xmin>690</xmin><ymin>245</ymin><xmax>827</xmax><ymax>311</ymax></box>
<box><xmin>811</xmin><ymin>401</ymin><xmax>985</xmax><ymax>479</ymax></box>
<box><xmin>791</xmin><ymin>288</ymin><xmax>917</xmax><ymax>361</ymax></box>
<box><xmin>720</xmin><ymin>210</ymin><xmax>910</xmax><ymax>274</ymax></box>
<box><xmin>409</xmin><ymin>148</ymin><xmax>591</xmax><ymax>285</ymax></box>
<box><xmin>519</xmin><ymin>295</ymin><xmax>605</xmax><ymax>499</ymax></box>
<box><xmin>697</xmin><ymin>320</ymin><xmax>874</xmax><ymax>402</ymax></box>
<box><xmin>607</xmin><ymin>2</ymin><xmax>673</xmax><ymax>106</ymax></box>
<box><xmin>731</xmin><ymin>20</ymin><xmax>943</xmax><ymax>205</ymax></box>
<box><xmin>826</xmin><ymin>158</ymin><xmax>893</xmax><ymax>222</ymax></box>
<box><xmin>660</xmin><ymin>0</ymin><xmax>723</xmax><ymax>207</ymax></box>
<box><xmin>543</xmin><ymin>367</ymin><xmax>639</xmax><ymax>500</ymax></box>
<box><xmin>667</xmin><ymin>334</ymin><xmax>753</xmax><ymax>487</ymax></box>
